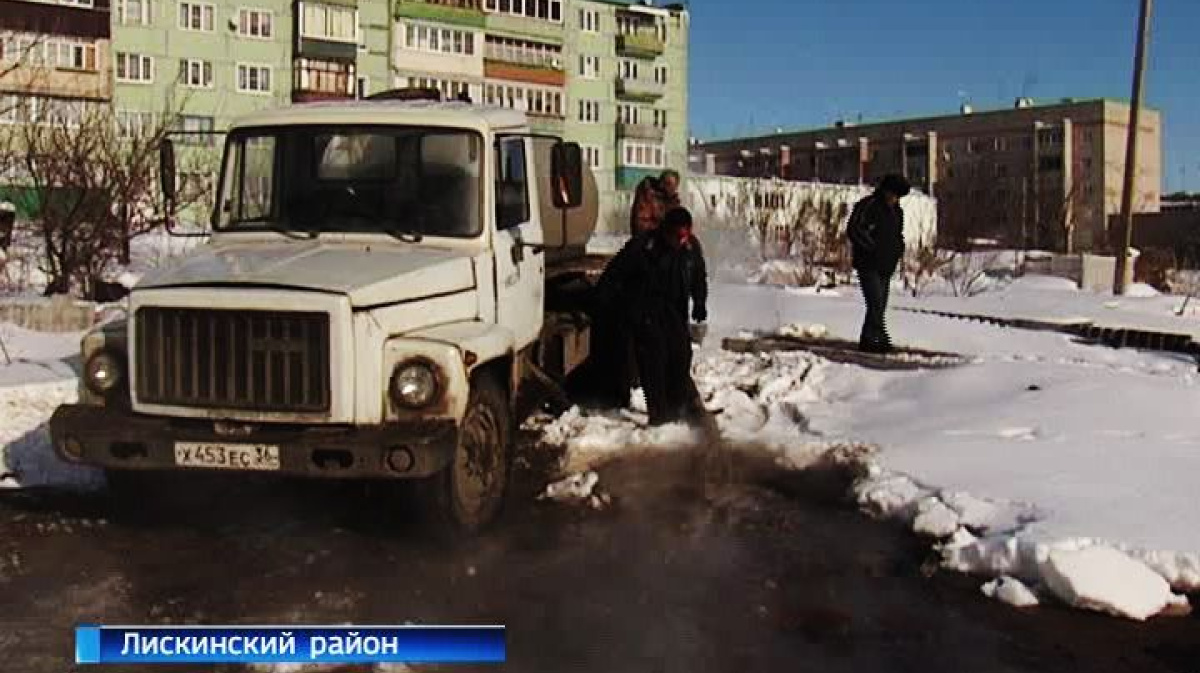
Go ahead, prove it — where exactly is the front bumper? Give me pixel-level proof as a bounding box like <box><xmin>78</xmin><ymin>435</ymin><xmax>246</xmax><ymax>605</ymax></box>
<box><xmin>49</xmin><ymin>405</ymin><xmax>457</xmax><ymax>479</ymax></box>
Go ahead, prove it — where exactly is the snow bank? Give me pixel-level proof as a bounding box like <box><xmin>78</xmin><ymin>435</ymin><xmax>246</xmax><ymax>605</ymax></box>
<box><xmin>0</xmin><ymin>380</ymin><xmax>102</xmax><ymax>489</ymax></box>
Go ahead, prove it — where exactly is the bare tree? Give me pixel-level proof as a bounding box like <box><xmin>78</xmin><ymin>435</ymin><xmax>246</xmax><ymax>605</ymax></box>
<box><xmin>0</xmin><ymin>98</ymin><xmax>218</xmax><ymax>298</ymax></box>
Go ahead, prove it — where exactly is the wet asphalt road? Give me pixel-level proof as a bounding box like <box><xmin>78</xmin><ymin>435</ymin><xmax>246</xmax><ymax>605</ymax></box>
<box><xmin>0</xmin><ymin>445</ymin><xmax>1197</xmax><ymax>673</ymax></box>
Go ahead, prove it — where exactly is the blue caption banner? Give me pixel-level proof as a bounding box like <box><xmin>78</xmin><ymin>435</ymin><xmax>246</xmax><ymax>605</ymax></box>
<box><xmin>74</xmin><ymin>625</ymin><xmax>505</xmax><ymax>665</ymax></box>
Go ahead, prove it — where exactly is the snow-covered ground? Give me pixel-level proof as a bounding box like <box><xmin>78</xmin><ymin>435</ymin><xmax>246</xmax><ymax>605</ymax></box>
<box><xmin>541</xmin><ymin>279</ymin><xmax>1200</xmax><ymax>620</ymax></box>
<box><xmin>3</xmin><ymin>243</ymin><xmax>1199</xmax><ymax>619</ymax></box>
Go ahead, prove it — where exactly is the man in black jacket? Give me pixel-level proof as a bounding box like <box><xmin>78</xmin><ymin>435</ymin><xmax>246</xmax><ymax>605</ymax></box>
<box><xmin>847</xmin><ymin>174</ymin><xmax>910</xmax><ymax>353</ymax></box>
<box><xmin>595</xmin><ymin>207</ymin><xmax>708</xmax><ymax>425</ymax></box>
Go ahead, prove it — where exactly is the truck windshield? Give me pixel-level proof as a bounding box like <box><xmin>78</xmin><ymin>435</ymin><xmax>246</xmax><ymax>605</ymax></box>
<box><xmin>213</xmin><ymin>125</ymin><xmax>483</xmax><ymax>238</ymax></box>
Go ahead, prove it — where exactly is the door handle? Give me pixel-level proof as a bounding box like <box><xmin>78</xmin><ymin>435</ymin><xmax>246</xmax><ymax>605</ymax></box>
<box><xmin>512</xmin><ymin>244</ymin><xmax>525</xmax><ymax>265</ymax></box>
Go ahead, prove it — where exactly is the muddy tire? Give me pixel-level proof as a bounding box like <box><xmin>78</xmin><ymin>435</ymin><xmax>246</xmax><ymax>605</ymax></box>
<box><xmin>416</xmin><ymin>375</ymin><xmax>512</xmax><ymax>537</ymax></box>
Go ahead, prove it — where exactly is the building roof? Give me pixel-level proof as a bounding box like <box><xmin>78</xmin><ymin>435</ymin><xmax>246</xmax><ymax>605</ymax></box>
<box><xmin>231</xmin><ymin>100</ymin><xmax>530</xmax><ymax>133</ymax></box>
<box><xmin>698</xmin><ymin>98</ymin><xmax>1160</xmax><ymax>147</ymax></box>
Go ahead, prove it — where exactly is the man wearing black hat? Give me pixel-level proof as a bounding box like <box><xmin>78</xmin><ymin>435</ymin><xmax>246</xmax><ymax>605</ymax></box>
<box><xmin>847</xmin><ymin>174</ymin><xmax>910</xmax><ymax>353</ymax></box>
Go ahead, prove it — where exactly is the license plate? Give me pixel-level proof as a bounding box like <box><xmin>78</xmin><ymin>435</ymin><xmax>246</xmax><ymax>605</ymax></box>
<box><xmin>174</xmin><ymin>442</ymin><xmax>281</xmax><ymax>471</ymax></box>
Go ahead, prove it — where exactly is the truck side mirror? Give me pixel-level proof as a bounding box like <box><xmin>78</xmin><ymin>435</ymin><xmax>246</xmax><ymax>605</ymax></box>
<box><xmin>159</xmin><ymin>139</ymin><xmax>177</xmax><ymax>204</ymax></box>
<box><xmin>551</xmin><ymin>142</ymin><xmax>584</xmax><ymax>209</ymax></box>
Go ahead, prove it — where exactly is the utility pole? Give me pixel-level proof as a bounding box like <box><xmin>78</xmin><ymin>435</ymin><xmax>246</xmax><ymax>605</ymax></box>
<box><xmin>1114</xmin><ymin>0</ymin><xmax>1153</xmax><ymax>295</ymax></box>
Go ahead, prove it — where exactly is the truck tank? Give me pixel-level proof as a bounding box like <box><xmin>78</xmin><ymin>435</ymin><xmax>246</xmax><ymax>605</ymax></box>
<box><xmin>533</xmin><ymin>138</ymin><xmax>600</xmax><ymax>268</ymax></box>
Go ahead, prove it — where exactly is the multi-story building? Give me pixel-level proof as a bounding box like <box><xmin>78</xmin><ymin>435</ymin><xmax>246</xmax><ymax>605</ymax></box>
<box><xmin>0</xmin><ymin>0</ymin><xmax>113</xmax><ymax>122</ymax></box>
<box><xmin>390</xmin><ymin>0</ymin><xmax>688</xmax><ymax>229</ymax></box>
<box><xmin>567</xmin><ymin>0</ymin><xmax>687</xmax><ymax>224</ymax></box>
<box><xmin>692</xmin><ymin>99</ymin><xmax>1162</xmax><ymax>253</ymax></box>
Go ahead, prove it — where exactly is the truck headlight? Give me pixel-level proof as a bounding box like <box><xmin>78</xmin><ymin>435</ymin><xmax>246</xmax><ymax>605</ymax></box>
<box><xmin>84</xmin><ymin>351</ymin><xmax>124</xmax><ymax>395</ymax></box>
<box><xmin>389</xmin><ymin>360</ymin><xmax>440</xmax><ymax>409</ymax></box>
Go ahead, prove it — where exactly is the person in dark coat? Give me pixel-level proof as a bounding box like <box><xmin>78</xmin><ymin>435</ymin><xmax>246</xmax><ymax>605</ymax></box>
<box><xmin>847</xmin><ymin>174</ymin><xmax>910</xmax><ymax>353</ymax></box>
<box><xmin>629</xmin><ymin>176</ymin><xmax>666</xmax><ymax>237</ymax></box>
<box><xmin>659</xmin><ymin>169</ymin><xmax>682</xmax><ymax>211</ymax></box>
<box><xmin>596</xmin><ymin>207</ymin><xmax>707</xmax><ymax>426</ymax></box>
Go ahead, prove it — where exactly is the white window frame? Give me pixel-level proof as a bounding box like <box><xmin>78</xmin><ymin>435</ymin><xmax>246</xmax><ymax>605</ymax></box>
<box><xmin>236</xmin><ymin>63</ymin><xmax>273</xmax><ymax>94</ymax></box>
<box><xmin>577</xmin><ymin>99</ymin><xmax>601</xmax><ymax>124</ymax></box>
<box><xmin>483</xmin><ymin>0</ymin><xmax>563</xmax><ymax>23</ymax></box>
<box><xmin>582</xmin><ymin>144</ymin><xmax>602</xmax><ymax>170</ymax></box>
<box><xmin>579</xmin><ymin>54</ymin><xmax>600</xmax><ymax>79</ymax></box>
<box><xmin>180</xmin><ymin>58</ymin><xmax>213</xmax><ymax>88</ymax></box>
<box><xmin>579</xmin><ymin>8</ymin><xmax>600</xmax><ymax>32</ymax></box>
<box><xmin>179</xmin><ymin>1</ymin><xmax>216</xmax><ymax>31</ymax></box>
<box><xmin>116</xmin><ymin>0</ymin><xmax>153</xmax><ymax>25</ymax></box>
<box><xmin>654</xmin><ymin>65</ymin><xmax>668</xmax><ymax>85</ymax></box>
<box><xmin>48</xmin><ymin>39</ymin><xmax>99</xmax><ymax>72</ymax></box>
<box><xmin>620</xmin><ymin>140</ymin><xmax>666</xmax><ymax>169</ymax></box>
<box><xmin>115</xmin><ymin>52</ymin><xmax>155</xmax><ymax>83</ymax></box>
<box><xmin>300</xmin><ymin>2</ymin><xmax>358</xmax><ymax>44</ymax></box>
<box><xmin>238</xmin><ymin>8</ymin><xmax>274</xmax><ymax>39</ymax></box>
<box><xmin>405</xmin><ymin>23</ymin><xmax>476</xmax><ymax>56</ymax></box>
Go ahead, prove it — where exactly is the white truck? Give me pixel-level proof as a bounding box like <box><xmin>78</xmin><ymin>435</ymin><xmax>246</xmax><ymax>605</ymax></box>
<box><xmin>49</xmin><ymin>94</ymin><xmax>610</xmax><ymax>534</ymax></box>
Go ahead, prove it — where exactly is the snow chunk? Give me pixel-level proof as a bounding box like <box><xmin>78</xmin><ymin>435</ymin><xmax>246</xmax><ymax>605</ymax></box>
<box><xmin>981</xmin><ymin>576</ymin><xmax>1040</xmax><ymax>608</ymax></box>
<box><xmin>542</xmin><ymin>472</ymin><xmax>599</xmax><ymax>502</ymax></box>
<box><xmin>1041</xmin><ymin>546</ymin><xmax>1179</xmax><ymax>621</ymax></box>
<box><xmin>912</xmin><ymin>497</ymin><xmax>960</xmax><ymax>538</ymax></box>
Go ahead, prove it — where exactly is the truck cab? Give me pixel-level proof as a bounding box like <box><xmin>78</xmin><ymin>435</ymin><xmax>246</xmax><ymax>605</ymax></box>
<box><xmin>49</xmin><ymin>97</ymin><xmax>600</xmax><ymax>534</ymax></box>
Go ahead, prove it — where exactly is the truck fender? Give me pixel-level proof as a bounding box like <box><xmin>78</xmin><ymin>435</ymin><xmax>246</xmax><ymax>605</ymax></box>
<box><xmin>397</xmin><ymin>321</ymin><xmax>519</xmax><ymax>409</ymax></box>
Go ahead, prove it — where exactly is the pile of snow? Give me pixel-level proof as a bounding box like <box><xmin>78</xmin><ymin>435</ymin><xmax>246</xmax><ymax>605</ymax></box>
<box><xmin>779</xmin><ymin>322</ymin><xmax>829</xmax><ymax>339</ymax></box>
<box><xmin>541</xmin><ymin>471</ymin><xmax>611</xmax><ymax>510</ymax></box>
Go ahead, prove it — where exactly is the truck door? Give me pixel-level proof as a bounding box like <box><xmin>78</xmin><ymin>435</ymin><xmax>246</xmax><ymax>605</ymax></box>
<box><xmin>493</xmin><ymin>137</ymin><xmax>545</xmax><ymax>348</ymax></box>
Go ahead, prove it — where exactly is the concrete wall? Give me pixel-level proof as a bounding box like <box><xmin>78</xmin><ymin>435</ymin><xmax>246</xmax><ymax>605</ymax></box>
<box><xmin>0</xmin><ymin>296</ymin><xmax>95</xmax><ymax>332</ymax></box>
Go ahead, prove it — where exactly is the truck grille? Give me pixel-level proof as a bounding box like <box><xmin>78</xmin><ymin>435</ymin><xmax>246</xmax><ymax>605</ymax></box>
<box><xmin>135</xmin><ymin>307</ymin><xmax>331</xmax><ymax>413</ymax></box>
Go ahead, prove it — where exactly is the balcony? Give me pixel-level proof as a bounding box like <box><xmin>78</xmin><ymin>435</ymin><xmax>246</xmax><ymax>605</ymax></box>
<box><xmin>528</xmin><ymin>114</ymin><xmax>564</xmax><ymax>136</ymax></box>
<box><xmin>292</xmin><ymin>60</ymin><xmax>354</xmax><ymax>102</ymax></box>
<box><xmin>615</xmin><ymin>77</ymin><xmax>663</xmax><ymax>102</ymax></box>
<box><xmin>394</xmin><ymin>0</ymin><xmax>485</xmax><ymax>28</ymax></box>
<box><xmin>483</xmin><ymin>42</ymin><xmax>565</xmax><ymax>86</ymax></box>
<box><xmin>617</xmin><ymin>122</ymin><xmax>665</xmax><ymax>142</ymax></box>
<box><xmin>616</xmin><ymin>32</ymin><xmax>663</xmax><ymax>59</ymax></box>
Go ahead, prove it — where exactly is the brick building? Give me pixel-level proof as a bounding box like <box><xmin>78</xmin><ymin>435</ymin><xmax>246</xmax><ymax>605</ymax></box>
<box><xmin>691</xmin><ymin>98</ymin><xmax>1163</xmax><ymax>253</ymax></box>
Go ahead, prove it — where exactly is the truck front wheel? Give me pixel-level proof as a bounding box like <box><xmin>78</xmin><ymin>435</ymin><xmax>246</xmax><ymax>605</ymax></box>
<box><xmin>417</xmin><ymin>376</ymin><xmax>511</xmax><ymax>536</ymax></box>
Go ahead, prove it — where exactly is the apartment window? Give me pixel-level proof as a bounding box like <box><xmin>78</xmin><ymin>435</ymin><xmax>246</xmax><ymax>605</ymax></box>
<box><xmin>180</xmin><ymin>58</ymin><xmax>213</xmax><ymax>87</ymax></box>
<box><xmin>582</xmin><ymin>145</ymin><xmax>602</xmax><ymax>170</ymax></box>
<box><xmin>301</xmin><ymin>2</ymin><xmax>357</xmax><ymax>43</ymax></box>
<box><xmin>617</xmin><ymin>104</ymin><xmax>642</xmax><ymax>125</ymax></box>
<box><xmin>578</xmin><ymin>55</ymin><xmax>600</xmax><ymax>79</ymax></box>
<box><xmin>620</xmin><ymin>140</ymin><xmax>665</xmax><ymax>169</ymax></box>
<box><xmin>406</xmin><ymin>76</ymin><xmax>471</xmax><ymax>100</ymax></box>
<box><xmin>116</xmin><ymin>110</ymin><xmax>156</xmax><ymax>138</ymax></box>
<box><xmin>653</xmin><ymin>109</ymin><xmax>667</xmax><ymax>129</ymax></box>
<box><xmin>995</xmin><ymin>163</ymin><xmax>1008</xmax><ymax>178</ymax></box>
<box><xmin>49</xmin><ymin>40</ymin><xmax>98</xmax><ymax>72</ymax></box>
<box><xmin>483</xmin><ymin>0</ymin><xmax>562</xmax><ymax>22</ymax></box>
<box><xmin>577</xmin><ymin>99</ymin><xmax>600</xmax><ymax>123</ymax></box>
<box><xmin>406</xmin><ymin>24</ymin><xmax>475</xmax><ymax>55</ymax></box>
<box><xmin>993</xmin><ymin>137</ymin><xmax>1008</xmax><ymax>152</ymax></box>
<box><xmin>237</xmin><ymin>63</ymin><xmax>272</xmax><ymax>93</ymax></box>
<box><xmin>966</xmin><ymin>138</ymin><xmax>980</xmax><ymax>154</ymax></box>
<box><xmin>484</xmin><ymin>36</ymin><xmax>560</xmax><ymax>69</ymax></box>
<box><xmin>654</xmin><ymin>65</ymin><xmax>668</xmax><ymax>85</ymax></box>
<box><xmin>116</xmin><ymin>0</ymin><xmax>153</xmax><ymax>25</ymax></box>
<box><xmin>619</xmin><ymin>60</ymin><xmax>639</xmax><ymax>80</ymax></box>
<box><xmin>175</xmin><ymin>115</ymin><xmax>215</xmax><ymax>146</ymax></box>
<box><xmin>297</xmin><ymin>58</ymin><xmax>353</xmax><ymax>95</ymax></box>
<box><xmin>179</xmin><ymin>2</ymin><xmax>215</xmax><ymax>31</ymax></box>
<box><xmin>579</xmin><ymin>8</ymin><xmax>600</xmax><ymax>32</ymax></box>
<box><xmin>356</xmin><ymin>75</ymin><xmax>369</xmax><ymax>99</ymax></box>
<box><xmin>115</xmin><ymin>52</ymin><xmax>155</xmax><ymax>83</ymax></box>
<box><xmin>484</xmin><ymin>81</ymin><xmax>563</xmax><ymax>117</ymax></box>
<box><xmin>655</xmin><ymin>20</ymin><xmax>667</xmax><ymax>44</ymax></box>
<box><xmin>238</xmin><ymin>9</ymin><xmax>274</xmax><ymax>38</ymax></box>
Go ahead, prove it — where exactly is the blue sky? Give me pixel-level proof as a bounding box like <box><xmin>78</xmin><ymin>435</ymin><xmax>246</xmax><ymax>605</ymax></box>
<box><xmin>688</xmin><ymin>0</ymin><xmax>1200</xmax><ymax>192</ymax></box>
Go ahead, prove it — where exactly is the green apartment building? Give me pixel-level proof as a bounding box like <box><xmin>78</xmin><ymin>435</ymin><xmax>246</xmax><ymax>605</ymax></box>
<box><xmin>389</xmin><ymin>0</ymin><xmax>689</xmax><ymax>230</ymax></box>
